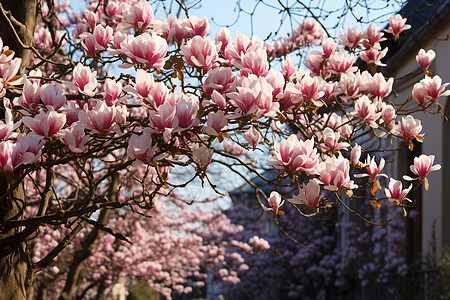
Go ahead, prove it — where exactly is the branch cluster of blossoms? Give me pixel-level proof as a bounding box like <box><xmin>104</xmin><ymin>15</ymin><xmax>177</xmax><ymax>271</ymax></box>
<box><xmin>0</xmin><ymin>0</ymin><xmax>445</xmax><ymax>298</ymax></box>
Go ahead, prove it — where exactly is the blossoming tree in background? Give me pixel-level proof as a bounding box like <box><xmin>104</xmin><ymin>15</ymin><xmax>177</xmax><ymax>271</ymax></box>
<box><xmin>0</xmin><ymin>0</ymin><xmax>446</xmax><ymax>299</ymax></box>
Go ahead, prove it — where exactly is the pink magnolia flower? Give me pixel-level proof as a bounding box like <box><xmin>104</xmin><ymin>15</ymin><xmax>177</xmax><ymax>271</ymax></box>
<box><xmin>235</xmin><ymin>48</ymin><xmax>269</xmax><ymax>77</ymax></box>
<box><xmin>66</xmin><ymin>63</ymin><xmax>98</xmax><ymax>97</ymax></box>
<box><xmin>262</xmin><ymin>191</ymin><xmax>284</xmax><ymax>214</ymax></box>
<box><xmin>281</xmin><ymin>54</ymin><xmax>295</xmax><ymax>79</ymax></box>
<box><xmin>350</xmin><ymin>144</ymin><xmax>362</xmax><ymax>166</ymax></box>
<box><xmin>0</xmin><ymin>141</ymin><xmax>15</xmax><ymax>173</ymax></box>
<box><xmin>328</xmin><ymin>52</ymin><xmax>357</xmax><ymax>75</ymax></box>
<box><xmin>202</xmin><ymin>67</ymin><xmax>235</xmax><ymax>96</ymax></box>
<box><xmin>360</xmin><ymin>47</ymin><xmax>387</xmax><ymax>67</ymax></box>
<box><xmin>128</xmin><ymin>132</ymin><xmax>158</xmax><ymax>165</ymax></box>
<box><xmin>84</xmin><ymin>11</ymin><xmax>98</xmax><ymax>28</ymax></box>
<box><xmin>322</xmin><ymin>38</ymin><xmax>337</xmax><ymax>58</ymax></box>
<box><xmin>317</xmin><ymin>155</ymin><xmax>357</xmax><ymax>193</ymax></box>
<box><xmin>23</xmin><ymin>110</ymin><xmax>66</xmax><ymax>138</ymax></box>
<box><xmin>243</xmin><ymin>126</ymin><xmax>260</xmax><ymax>149</ymax></box>
<box><xmin>92</xmin><ymin>24</ymin><xmax>113</xmax><ymax>50</ymax></box>
<box><xmin>40</xmin><ymin>83</ymin><xmax>66</xmax><ymax>110</ymax></box>
<box><xmin>380</xmin><ymin>103</ymin><xmax>396</xmax><ymax>130</ymax></box>
<box><xmin>416</xmin><ymin>49</ymin><xmax>435</xmax><ymax>71</ymax></box>
<box><xmin>392</xmin><ymin>116</ymin><xmax>423</xmax><ymax>142</ymax></box>
<box><xmin>385</xmin><ymin>178</ymin><xmax>412</xmax><ymax>205</ymax></box>
<box><xmin>78</xmin><ymin>101</ymin><xmax>116</xmax><ymax>133</ymax></box>
<box><xmin>162</xmin><ymin>14</ymin><xmax>193</xmax><ymax>44</ymax></box>
<box><xmin>412</xmin><ymin>75</ymin><xmax>450</xmax><ymax>106</ymax></box>
<box><xmin>148</xmin><ymin>102</ymin><xmax>178</xmax><ymax>137</ymax></box>
<box><xmin>103</xmin><ymin>79</ymin><xmax>122</xmax><ymax>106</ymax></box>
<box><xmin>59</xmin><ymin>122</ymin><xmax>90</xmax><ymax>153</ymax></box>
<box><xmin>356</xmin><ymin>154</ymin><xmax>388</xmax><ymax>182</ymax></box>
<box><xmin>227</xmin><ymin>75</ymin><xmax>277</xmax><ymax>118</ymax></box>
<box><xmin>267</xmin><ymin>135</ymin><xmax>319</xmax><ymax>174</ymax></box>
<box><xmin>0</xmin><ymin>57</ymin><xmax>23</xmax><ymax>88</ymax></box>
<box><xmin>82</xmin><ymin>34</ymin><xmax>99</xmax><ymax>56</ymax></box>
<box><xmin>188</xmin><ymin>15</ymin><xmax>209</xmax><ymax>37</ymax></box>
<box><xmin>215</xmin><ymin>28</ymin><xmax>231</xmax><ymax>53</ymax></box>
<box><xmin>386</xmin><ymin>14</ymin><xmax>411</xmax><ymax>40</ymax></box>
<box><xmin>133</xmin><ymin>69</ymin><xmax>154</xmax><ymax>98</ymax></box>
<box><xmin>176</xmin><ymin>97</ymin><xmax>199</xmax><ymax>130</ymax></box>
<box><xmin>320</xmin><ymin>127</ymin><xmax>350</xmax><ymax>153</ymax></box>
<box><xmin>265</xmin><ymin>69</ymin><xmax>284</xmax><ymax>99</ymax></box>
<box><xmin>128</xmin><ymin>33</ymin><xmax>168</xmax><ymax>70</ymax></box>
<box><xmin>304</xmin><ymin>52</ymin><xmax>324</xmax><ymax>75</ymax></box>
<box><xmin>143</xmin><ymin>82</ymin><xmax>169</xmax><ymax>110</ymax></box>
<box><xmin>12</xmin><ymin>133</ymin><xmax>44</xmax><ymax>167</ymax></box>
<box><xmin>181</xmin><ymin>36</ymin><xmax>218</xmax><ymax>73</ymax></box>
<box><xmin>339</xmin><ymin>26</ymin><xmax>362</xmax><ymax>49</ymax></box>
<box><xmin>193</xmin><ymin>145</ymin><xmax>214</xmax><ymax>168</ymax></box>
<box><xmin>362</xmin><ymin>23</ymin><xmax>385</xmax><ymax>48</ymax></box>
<box><xmin>289</xmin><ymin>180</ymin><xmax>323</xmax><ymax>211</ymax></box>
<box><xmin>339</xmin><ymin>72</ymin><xmax>361</xmax><ymax>100</ymax></box>
<box><xmin>121</xmin><ymin>0</ymin><xmax>154</xmax><ymax>32</ymax></box>
<box><xmin>0</xmin><ymin>99</ymin><xmax>14</xmax><ymax>142</ymax></box>
<box><xmin>350</xmin><ymin>95</ymin><xmax>381</xmax><ymax>128</ymax></box>
<box><xmin>18</xmin><ymin>78</ymin><xmax>41</xmax><ymax>111</ymax></box>
<box><xmin>0</xmin><ymin>37</ymin><xmax>14</xmax><ymax>64</ymax></box>
<box><xmin>202</xmin><ymin>90</ymin><xmax>227</xmax><ymax>110</ymax></box>
<box><xmin>297</xmin><ymin>75</ymin><xmax>325</xmax><ymax>107</ymax></box>
<box><xmin>203</xmin><ymin>111</ymin><xmax>227</xmax><ymax>136</ymax></box>
<box><xmin>404</xmin><ymin>154</ymin><xmax>441</xmax><ymax>187</ymax></box>
<box><xmin>369</xmin><ymin>73</ymin><xmax>393</xmax><ymax>100</ymax></box>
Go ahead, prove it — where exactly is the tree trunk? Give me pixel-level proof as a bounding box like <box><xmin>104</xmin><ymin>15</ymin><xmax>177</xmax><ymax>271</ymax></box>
<box><xmin>0</xmin><ymin>1</ymin><xmax>39</xmax><ymax>298</ymax></box>
<box><xmin>0</xmin><ymin>177</ymin><xmax>29</xmax><ymax>300</ymax></box>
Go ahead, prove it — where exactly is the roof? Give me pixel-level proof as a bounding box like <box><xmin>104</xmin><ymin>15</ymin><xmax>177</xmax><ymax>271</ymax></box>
<box><xmin>383</xmin><ymin>0</ymin><xmax>450</xmax><ymax>74</ymax></box>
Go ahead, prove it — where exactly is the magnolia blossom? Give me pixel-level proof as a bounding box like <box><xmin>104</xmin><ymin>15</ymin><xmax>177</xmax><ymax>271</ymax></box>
<box><xmin>23</xmin><ymin>110</ymin><xmax>66</xmax><ymax>137</ymax></box>
<box><xmin>66</xmin><ymin>63</ymin><xmax>98</xmax><ymax>97</ymax></box>
<box><xmin>40</xmin><ymin>83</ymin><xmax>66</xmax><ymax>110</ymax></box>
<box><xmin>193</xmin><ymin>145</ymin><xmax>214</xmax><ymax>168</ymax></box>
<box><xmin>350</xmin><ymin>144</ymin><xmax>362</xmax><ymax>166</ymax></box>
<box><xmin>248</xmin><ymin>236</ymin><xmax>270</xmax><ymax>251</ymax></box>
<box><xmin>0</xmin><ymin>141</ymin><xmax>15</xmax><ymax>173</ymax></box>
<box><xmin>202</xmin><ymin>67</ymin><xmax>235</xmax><ymax>96</ymax></box>
<box><xmin>317</xmin><ymin>155</ymin><xmax>357</xmax><ymax>192</ymax></box>
<box><xmin>203</xmin><ymin>111</ymin><xmax>227</xmax><ymax>136</ymax></box>
<box><xmin>148</xmin><ymin>102</ymin><xmax>178</xmax><ymax>137</ymax></box>
<box><xmin>320</xmin><ymin>127</ymin><xmax>350</xmax><ymax>153</ymax></box>
<box><xmin>339</xmin><ymin>26</ymin><xmax>362</xmax><ymax>49</ymax></box>
<box><xmin>181</xmin><ymin>36</ymin><xmax>218</xmax><ymax>73</ymax></box>
<box><xmin>0</xmin><ymin>99</ymin><xmax>15</xmax><ymax>142</ymax></box>
<box><xmin>362</xmin><ymin>23</ymin><xmax>385</xmax><ymax>47</ymax></box>
<box><xmin>262</xmin><ymin>191</ymin><xmax>284</xmax><ymax>214</ymax></box>
<box><xmin>350</xmin><ymin>95</ymin><xmax>380</xmax><ymax>128</ymax></box>
<box><xmin>128</xmin><ymin>133</ymin><xmax>158</xmax><ymax>165</ymax></box>
<box><xmin>416</xmin><ymin>49</ymin><xmax>435</xmax><ymax>71</ymax></box>
<box><xmin>355</xmin><ymin>155</ymin><xmax>388</xmax><ymax>182</ymax></box>
<box><xmin>412</xmin><ymin>75</ymin><xmax>450</xmax><ymax>106</ymax></box>
<box><xmin>386</xmin><ymin>14</ymin><xmax>411</xmax><ymax>40</ymax></box>
<box><xmin>235</xmin><ymin>48</ymin><xmax>269</xmax><ymax>77</ymax></box>
<box><xmin>385</xmin><ymin>179</ymin><xmax>412</xmax><ymax>205</ymax></box>
<box><xmin>267</xmin><ymin>135</ymin><xmax>319</xmax><ymax>174</ymax></box>
<box><xmin>215</xmin><ymin>28</ymin><xmax>231</xmax><ymax>53</ymax></box>
<box><xmin>176</xmin><ymin>98</ymin><xmax>199</xmax><ymax>130</ymax></box>
<box><xmin>289</xmin><ymin>180</ymin><xmax>323</xmax><ymax>211</ymax></box>
<box><xmin>281</xmin><ymin>54</ymin><xmax>295</xmax><ymax>79</ymax></box>
<box><xmin>59</xmin><ymin>122</ymin><xmax>90</xmax><ymax>153</ymax></box>
<box><xmin>392</xmin><ymin>116</ymin><xmax>423</xmax><ymax>142</ymax></box>
<box><xmin>243</xmin><ymin>126</ymin><xmax>260</xmax><ymax>149</ymax></box>
<box><xmin>78</xmin><ymin>101</ymin><xmax>116</xmax><ymax>133</ymax></box>
<box><xmin>328</xmin><ymin>52</ymin><xmax>357</xmax><ymax>74</ymax></box>
<box><xmin>404</xmin><ymin>154</ymin><xmax>441</xmax><ymax>182</ymax></box>
<box><xmin>127</xmin><ymin>33</ymin><xmax>168</xmax><ymax>69</ymax></box>
<box><xmin>121</xmin><ymin>0</ymin><xmax>154</xmax><ymax>32</ymax></box>
<box><xmin>360</xmin><ymin>47</ymin><xmax>387</xmax><ymax>67</ymax></box>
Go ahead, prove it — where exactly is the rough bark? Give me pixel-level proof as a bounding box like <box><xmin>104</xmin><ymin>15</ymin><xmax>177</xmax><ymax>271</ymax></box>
<box><xmin>0</xmin><ymin>1</ymin><xmax>39</xmax><ymax>298</ymax></box>
<box><xmin>0</xmin><ymin>175</ymin><xmax>29</xmax><ymax>300</ymax></box>
<box><xmin>0</xmin><ymin>0</ymin><xmax>39</xmax><ymax>71</ymax></box>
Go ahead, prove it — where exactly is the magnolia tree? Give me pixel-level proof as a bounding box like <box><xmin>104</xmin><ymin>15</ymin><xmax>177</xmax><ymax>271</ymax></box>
<box><xmin>0</xmin><ymin>0</ymin><xmax>446</xmax><ymax>299</ymax></box>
